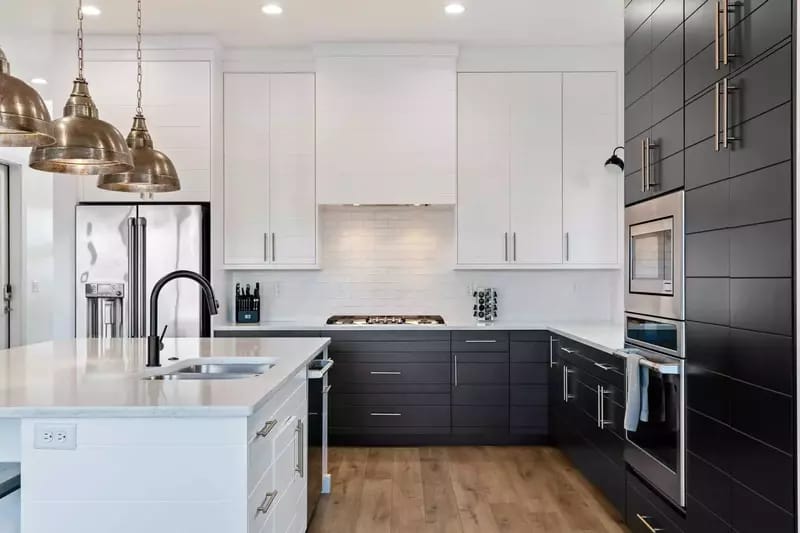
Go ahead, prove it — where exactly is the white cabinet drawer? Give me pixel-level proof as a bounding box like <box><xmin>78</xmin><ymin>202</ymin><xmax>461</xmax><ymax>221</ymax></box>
<box><xmin>247</xmin><ymin>370</ymin><xmax>307</xmax><ymax>491</ymax></box>
<box><xmin>247</xmin><ymin>461</ymin><xmax>277</xmax><ymax>533</ymax></box>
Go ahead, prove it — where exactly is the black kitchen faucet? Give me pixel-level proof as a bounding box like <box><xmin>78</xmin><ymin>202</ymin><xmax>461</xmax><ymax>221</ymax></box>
<box><xmin>147</xmin><ymin>270</ymin><xmax>219</xmax><ymax>367</ymax></box>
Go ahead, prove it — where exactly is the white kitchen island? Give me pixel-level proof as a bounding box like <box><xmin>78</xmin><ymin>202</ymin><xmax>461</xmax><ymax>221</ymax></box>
<box><xmin>0</xmin><ymin>336</ymin><xmax>331</xmax><ymax>533</ymax></box>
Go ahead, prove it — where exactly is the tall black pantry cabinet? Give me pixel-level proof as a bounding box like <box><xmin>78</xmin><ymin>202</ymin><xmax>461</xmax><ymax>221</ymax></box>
<box><xmin>625</xmin><ymin>0</ymin><xmax>796</xmax><ymax>532</ymax></box>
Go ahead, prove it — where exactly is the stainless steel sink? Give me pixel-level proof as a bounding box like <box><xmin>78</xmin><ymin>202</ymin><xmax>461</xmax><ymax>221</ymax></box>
<box><xmin>143</xmin><ymin>359</ymin><xmax>275</xmax><ymax>381</ymax></box>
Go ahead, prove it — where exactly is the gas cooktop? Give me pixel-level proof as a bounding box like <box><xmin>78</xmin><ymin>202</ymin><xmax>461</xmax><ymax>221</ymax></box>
<box><xmin>326</xmin><ymin>315</ymin><xmax>446</xmax><ymax>326</ymax></box>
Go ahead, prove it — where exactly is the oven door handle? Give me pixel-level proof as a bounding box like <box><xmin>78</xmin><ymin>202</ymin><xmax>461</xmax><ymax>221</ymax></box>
<box><xmin>614</xmin><ymin>350</ymin><xmax>681</xmax><ymax>375</ymax></box>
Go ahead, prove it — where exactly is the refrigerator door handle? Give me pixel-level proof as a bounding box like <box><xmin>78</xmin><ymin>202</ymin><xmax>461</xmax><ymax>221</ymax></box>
<box><xmin>136</xmin><ymin>218</ymin><xmax>147</xmax><ymax>338</ymax></box>
<box><xmin>127</xmin><ymin>218</ymin><xmax>138</xmax><ymax>338</ymax></box>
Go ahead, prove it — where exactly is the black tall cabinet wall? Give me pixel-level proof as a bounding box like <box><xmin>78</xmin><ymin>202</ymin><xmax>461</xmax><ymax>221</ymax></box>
<box><xmin>625</xmin><ymin>0</ymin><xmax>796</xmax><ymax>532</ymax></box>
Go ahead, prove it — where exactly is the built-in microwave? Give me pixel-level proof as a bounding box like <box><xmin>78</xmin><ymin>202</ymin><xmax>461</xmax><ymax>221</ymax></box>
<box><xmin>625</xmin><ymin>191</ymin><xmax>684</xmax><ymax>320</ymax></box>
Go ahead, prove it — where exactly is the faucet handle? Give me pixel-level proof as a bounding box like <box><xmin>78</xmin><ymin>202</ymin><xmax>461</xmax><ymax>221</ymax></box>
<box><xmin>159</xmin><ymin>325</ymin><xmax>168</xmax><ymax>351</ymax></box>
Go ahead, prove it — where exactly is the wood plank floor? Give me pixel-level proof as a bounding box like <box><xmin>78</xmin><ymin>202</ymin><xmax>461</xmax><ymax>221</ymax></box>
<box><xmin>308</xmin><ymin>446</ymin><xmax>629</xmax><ymax>533</ymax></box>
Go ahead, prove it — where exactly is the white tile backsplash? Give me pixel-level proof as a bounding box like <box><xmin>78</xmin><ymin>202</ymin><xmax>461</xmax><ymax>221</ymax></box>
<box><xmin>223</xmin><ymin>206</ymin><xmax>622</xmax><ymax>324</ymax></box>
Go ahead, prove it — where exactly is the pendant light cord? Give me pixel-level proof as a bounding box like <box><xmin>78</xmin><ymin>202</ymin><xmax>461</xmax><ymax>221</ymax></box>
<box><xmin>77</xmin><ymin>0</ymin><xmax>84</xmax><ymax>80</ymax></box>
<box><xmin>136</xmin><ymin>0</ymin><xmax>144</xmax><ymax>116</ymax></box>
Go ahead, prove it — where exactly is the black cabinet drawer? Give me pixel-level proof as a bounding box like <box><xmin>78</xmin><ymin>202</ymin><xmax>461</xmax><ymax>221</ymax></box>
<box><xmin>562</xmin><ymin>417</ymin><xmax>626</xmax><ymax>514</ymax></box>
<box><xmin>627</xmin><ymin>471</ymin><xmax>686</xmax><ymax>532</ymax></box>
<box><xmin>510</xmin><ymin>341</ymin><xmax>549</xmax><ymax>363</ymax></box>
<box><xmin>685</xmin><ymin>0</ymin><xmax>790</xmax><ymax>100</ymax></box>
<box><xmin>332</xmin><ymin>382</ymin><xmax>450</xmax><ymax>394</ymax></box>
<box><xmin>729</xmin><ymin>102</ymin><xmax>792</xmax><ymax>176</ymax></box>
<box><xmin>451</xmin><ymin>331</ymin><xmax>509</xmax><ymax>351</ymax></box>
<box><xmin>331</xmin><ymin>405</ymin><xmax>450</xmax><ymax>428</ymax></box>
<box><xmin>510</xmin><ymin>405</ymin><xmax>547</xmax><ymax>428</ymax></box>
<box><xmin>509</xmin><ymin>330</ymin><xmax>551</xmax><ymax>342</ymax></box>
<box><xmin>454</xmin><ymin>360</ymin><xmax>509</xmax><ymax>385</ymax></box>
<box><xmin>559</xmin><ymin>340</ymin><xmax>625</xmax><ymax>385</ymax></box>
<box><xmin>329</xmin><ymin>339</ymin><xmax>451</xmax><ymax>354</ymax></box>
<box><xmin>686</xmin><ymin>44</ymin><xmax>792</xmax><ymax>148</ymax></box>
<box><xmin>452</xmin><ymin>385</ymin><xmax>509</xmax><ymax>406</ymax></box>
<box><xmin>328</xmin><ymin>330</ymin><xmax>451</xmax><ymax>343</ymax></box>
<box><xmin>625</xmin><ymin>150</ymin><xmax>684</xmax><ymax>205</ymax></box>
<box><xmin>511</xmin><ymin>385</ymin><xmax>548</xmax><ymax>406</ymax></box>
<box><xmin>331</xmin><ymin>393</ymin><xmax>450</xmax><ymax>406</ymax></box>
<box><xmin>510</xmin><ymin>363</ymin><xmax>548</xmax><ymax>385</ymax></box>
<box><xmin>452</xmin><ymin>405</ymin><xmax>509</xmax><ymax>428</ymax></box>
<box><xmin>330</xmin><ymin>362</ymin><xmax>450</xmax><ymax>384</ymax></box>
<box><xmin>330</xmin><ymin>351</ymin><xmax>450</xmax><ymax>363</ymax></box>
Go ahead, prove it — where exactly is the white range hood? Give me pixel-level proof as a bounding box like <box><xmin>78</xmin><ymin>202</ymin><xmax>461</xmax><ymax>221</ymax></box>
<box><xmin>315</xmin><ymin>44</ymin><xmax>457</xmax><ymax>206</ymax></box>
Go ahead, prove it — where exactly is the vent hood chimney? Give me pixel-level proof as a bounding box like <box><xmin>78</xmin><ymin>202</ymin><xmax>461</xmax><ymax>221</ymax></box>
<box><xmin>315</xmin><ymin>44</ymin><xmax>457</xmax><ymax>206</ymax></box>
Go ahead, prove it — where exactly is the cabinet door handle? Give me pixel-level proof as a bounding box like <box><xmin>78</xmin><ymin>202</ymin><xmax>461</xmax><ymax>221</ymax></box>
<box><xmin>549</xmin><ymin>336</ymin><xmax>558</xmax><ymax>368</ymax></box>
<box><xmin>255</xmin><ymin>419</ymin><xmax>278</xmax><ymax>438</ymax></box>
<box><xmin>597</xmin><ymin>385</ymin><xmax>611</xmax><ymax>429</ymax></box>
<box><xmin>271</xmin><ymin>232</ymin><xmax>276</xmax><ymax>262</ymax></box>
<box><xmin>714</xmin><ymin>81</ymin><xmax>721</xmax><ymax>151</ymax></box>
<box><xmin>465</xmin><ymin>339</ymin><xmax>497</xmax><ymax>344</ymax></box>
<box><xmin>257</xmin><ymin>490</ymin><xmax>278</xmax><ymax>515</ymax></box>
<box><xmin>722</xmin><ymin>77</ymin><xmax>739</xmax><ymax>149</ymax></box>
<box><xmin>295</xmin><ymin>419</ymin><xmax>304</xmax><ymax>477</ymax></box>
<box><xmin>453</xmin><ymin>355</ymin><xmax>459</xmax><ymax>387</ymax></box>
<box><xmin>640</xmin><ymin>138</ymin><xmax>646</xmax><ymax>192</ymax></box>
<box><xmin>512</xmin><ymin>232</ymin><xmax>517</xmax><ymax>261</ymax></box>
<box><xmin>370</xmin><ymin>412</ymin><xmax>402</xmax><ymax>417</ymax></box>
<box><xmin>263</xmin><ymin>232</ymin><xmax>268</xmax><ymax>262</ymax></box>
<box><xmin>594</xmin><ymin>362</ymin><xmax>613</xmax><ymax>371</ymax></box>
<box><xmin>714</xmin><ymin>0</ymin><xmax>721</xmax><ymax>69</ymax></box>
<box><xmin>645</xmin><ymin>138</ymin><xmax>656</xmax><ymax>190</ymax></box>
<box><xmin>563</xmin><ymin>366</ymin><xmax>575</xmax><ymax>402</ymax></box>
<box><xmin>636</xmin><ymin>514</ymin><xmax>664</xmax><ymax>533</ymax></box>
<box><xmin>370</xmin><ymin>371</ymin><xmax>401</xmax><ymax>375</ymax></box>
<box><xmin>504</xmin><ymin>232</ymin><xmax>508</xmax><ymax>262</ymax></box>
<box><xmin>564</xmin><ymin>232</ymin><xmax>570</xmax><ymax>262</ymax></box>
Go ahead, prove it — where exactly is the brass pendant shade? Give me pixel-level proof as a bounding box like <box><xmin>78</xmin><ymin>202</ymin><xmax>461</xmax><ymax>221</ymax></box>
<box><xmin>0</xmin><ymin>47</ymin><xmax>56</xmax><ymax>147</ymax></box>
<box><xmin>29</xmin><ymin>78</ymin><xmax>133</xmax><ymax>174</ymax></box>
<box><xmin>97</xmin><ymin>114</ymin><xmax>180</xmax><ymax>192</ymax></box>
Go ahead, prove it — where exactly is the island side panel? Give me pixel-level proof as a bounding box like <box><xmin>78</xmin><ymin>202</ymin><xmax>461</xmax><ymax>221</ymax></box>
<box><xmin>20</xmin><ymin>417</ymin><xmax>248</xmax><ymax>533</ymax></box>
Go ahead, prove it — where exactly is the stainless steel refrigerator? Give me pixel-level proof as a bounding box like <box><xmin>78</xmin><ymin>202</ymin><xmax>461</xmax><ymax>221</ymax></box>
<box><xmin>75</xmin><ymin>204</ymin><xmax>210</xmax><ymax>339</ymax></box>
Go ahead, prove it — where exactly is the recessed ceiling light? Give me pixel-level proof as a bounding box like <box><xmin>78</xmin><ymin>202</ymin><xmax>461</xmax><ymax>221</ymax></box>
<box><xmin>261</xmin><ymin>3</ymin><xmax>283</xmax><ymax>15</ymax></box>
<box><xmin>445</xmin><ymin>3</ymin><xmax>466</xmax><ymax>15</ymax></box>
<box><xmin>81</xmin><ymin>5</ymin><xmax>102</xmax><ymax>16</ymax></box>
<box><xmin>30</xmin><ymin>78</ymin><xmax>48</xmax><ymax>86</ymax></box>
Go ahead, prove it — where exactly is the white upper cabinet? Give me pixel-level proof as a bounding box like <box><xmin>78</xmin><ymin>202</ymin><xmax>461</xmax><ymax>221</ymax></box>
<box><xmin>457</xmin><ymin>71</ymin><xmax>620</xmax><ymax>269</ymax></box>
<box><xmin>268</xmin><ymin>74</ymin><xmax>317</xmax><ymax>266</ymax></box>
<box><xmin>562</xmin><ymin>72</ymin><xmax>620</xmax><ymax>265</ymax></box>
<box><xmin>223</xmin><ymin>73</ymin><xmax>270</xmax><ymax>266</ymax></box>
<box><xmin>223</xmin><ymin>73</ymin><xmax>317</xmax><ymax>269</ymax></box>
<box><xmin>79</xmin><ymin>60</ymin><xmax>211</xmax><ymax>203</ymax></box>
<box><xmin>316</xmin><ymin>53</ymin><xmax>457</xmax><ymax>205</ymax></box>
<box><xmin>508</xmin><ymin>73</ymin><xmax>563</xmax><ymax>264</ymax></box>
<box><xmin>457</xmin><ymin>74</ymin><xmax>510</xmax><ymax>264</ymax></box>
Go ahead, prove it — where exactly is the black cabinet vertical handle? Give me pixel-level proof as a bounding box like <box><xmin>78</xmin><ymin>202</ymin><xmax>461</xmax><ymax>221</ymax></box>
<box><xmin>453</xmin><ymin>355</ymin><xmax>459</xmax><ymax>388</ymax></box>
<box><xmin>549</xmin><ymin>336</ymin><xmax>558</xmax><ymax>368</ymax></box>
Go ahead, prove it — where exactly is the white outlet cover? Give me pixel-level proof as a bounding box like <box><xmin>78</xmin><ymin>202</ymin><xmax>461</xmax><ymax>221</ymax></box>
<box><xmin>34</xmin><ymin>423</ymin><xmax>77</xmax><ymax>450</ymax></box>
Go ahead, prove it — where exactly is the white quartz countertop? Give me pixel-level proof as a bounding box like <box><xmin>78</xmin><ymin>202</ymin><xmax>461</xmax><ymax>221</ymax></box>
<box><xmin>215</xmin><ymin>320</ymin><xmax>625</xmax><ymax>354</ymax></box>
<box><xmin>0</xmin><ymin>337</ymin><xmax>330</xmax><ymax>418</ymax></box>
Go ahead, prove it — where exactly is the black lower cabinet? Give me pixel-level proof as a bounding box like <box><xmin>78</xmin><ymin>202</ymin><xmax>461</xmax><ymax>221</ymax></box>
<box><xmin>627</xmin><ymin>470</ymin><xmax>686</xmax><ymax>533</ymax></box>
<box><xmin>555</xmin><ymin>337</ymin><xmax>627</xmax><ymax>515</ymax></box>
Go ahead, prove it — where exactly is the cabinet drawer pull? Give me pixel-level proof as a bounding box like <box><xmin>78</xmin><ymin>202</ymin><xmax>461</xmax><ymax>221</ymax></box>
<box><xmin>256</xmin><ymin>490</ymin><xmax>278</xmax><ymax>515</ymax></box>
<box><xmin>560</xmin><ymin>347</ymin><xmax>576</xmax><ymax>354</ymax></box>
<box><xmin>594</xmin><ymin>362</ymin><xmax>613</xmax><ymax>371</ymax></box>
<box><xmin>549</xmin><ymin>337</ymin><xmax>558</xmax><ymax>368</ymax></box>
<box><xmin>370</xmin><ymin>412</ymin><xmax>402</xmax><ymax>417</ymax></box>
<box><xmin>597</xmin><ymin>385</ymin><xmax>611</xmax><ymax>429</ymax></box>
<box><xmin>636</xmin><ymin>514</ymin><xmax>664</xmax><ymax>533</ymax></box>
<box><xmin>370</xmin><ymin>371</ymin><xmax>401</xmax><ymax>375</ymax></box>
<box><xmin>465</xmin><ymin>339</ymin><xmax>497</xmax><ymax>343</ymax></box>
<box><xmin>255</xmin><ymin>419</ymin><xmax>277</xmax><ymax>438</ymax></box>
<box><xmin>295</xmin><ymin>419</ymin><xmax>304</xmax><ymax>477</ymax></box>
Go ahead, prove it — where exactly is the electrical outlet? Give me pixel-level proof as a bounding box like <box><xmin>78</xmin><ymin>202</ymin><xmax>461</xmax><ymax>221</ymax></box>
<box><xmin>34</xmin><ymin>424</ymin><xmax>77</xmax><ymax>450</ymax></box>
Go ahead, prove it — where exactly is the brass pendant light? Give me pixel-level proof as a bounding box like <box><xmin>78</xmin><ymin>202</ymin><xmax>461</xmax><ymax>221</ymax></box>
<box><xmin>29</xmin><ymin>0</ymin><xmax>133</xmax><ymax>175</ymax></box>
<box><xmin>0</xmin><ymin>46</ymin><xmax>55</xmax><ymax>147</ymax></box>
<box><xmin>97</xmin><ymin>0</ymin><xmax>180</xmax><ymax>193</ymax></box>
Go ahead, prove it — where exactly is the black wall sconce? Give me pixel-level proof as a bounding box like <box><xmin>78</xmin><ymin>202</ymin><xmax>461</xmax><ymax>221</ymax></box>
<box><xmin>604</xmin><ymin>146</ymin><xmax>624</xmax><ymax>171</ymax></box>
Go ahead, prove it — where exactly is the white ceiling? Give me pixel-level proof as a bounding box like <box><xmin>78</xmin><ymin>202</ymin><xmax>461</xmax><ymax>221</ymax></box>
<box><xmin>5</xmin><ymin>0</ymin><xmax>623</xmax><ymax>48</ymax></box>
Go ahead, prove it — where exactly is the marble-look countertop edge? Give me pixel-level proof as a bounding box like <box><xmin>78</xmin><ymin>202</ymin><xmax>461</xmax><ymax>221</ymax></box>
<box><xmin>0</xmin><ymin>337</ymin><xmax>332</xmax><ymax>419</ymax></box>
